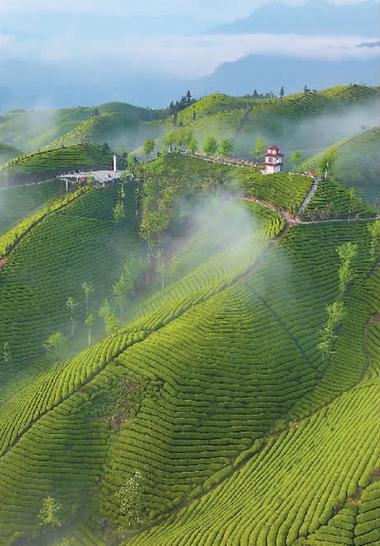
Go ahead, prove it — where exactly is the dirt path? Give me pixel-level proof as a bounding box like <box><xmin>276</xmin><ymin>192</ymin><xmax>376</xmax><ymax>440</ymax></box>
<box><xmin>298</xmin><ymin>176</ymin><xmax>321</xmax><ymax>213</ymax></box>
<box><xmin>297</xmin><ymin>215</ymin><xmax>380</xmax><ymax>225</ymax></box>
<box><xmin>233</xmin><ymin>106</ymin><xmax>254</xmax><ymax>142</ymax></box>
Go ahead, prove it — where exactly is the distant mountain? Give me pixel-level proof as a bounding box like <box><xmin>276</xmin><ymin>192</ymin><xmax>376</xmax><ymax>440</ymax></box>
<box><xmin>0</xmin><ymin>60</ymin><xmax>183</xmax><ymax>112</ymax></box>
<box><xmin>210</xmin><ymin>0</ymin><xmax>380</xmax><ymax>37</ymax></box>
<box><xmin>357</xmin><ymin>40</ymin><xmax>380</xmax><ymax>48</ymax></box>
<box><xmin>195</xmin><ymin>55</ymin><xmax>380</xmax><ymax>97</ymax></box>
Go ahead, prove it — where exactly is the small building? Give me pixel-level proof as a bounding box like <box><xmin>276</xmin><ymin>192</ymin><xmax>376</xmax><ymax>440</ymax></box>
<box><xmin>262</xmin><ymin>145</ymin><xmax>283</xmax><ymax>175</ymax></box>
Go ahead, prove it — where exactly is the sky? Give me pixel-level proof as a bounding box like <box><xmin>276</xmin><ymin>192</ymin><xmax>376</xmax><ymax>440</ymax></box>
<box><xmin>0</xmin><ymin>0</ymin><xmax>372</xmax><ymax>18</ymax></box>
<box><xmin>0</xmin><ymin>0</ymin><xmax>378</xmax><ymax>76</ymax></box>
<box><xmin>0</xmin><ymin>0</ymin><xmax>379</xmax><ymax>108</ymax></box>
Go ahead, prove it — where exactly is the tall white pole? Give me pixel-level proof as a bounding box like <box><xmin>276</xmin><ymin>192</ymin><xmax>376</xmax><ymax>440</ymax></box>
<box><xmin>113</xmin><ymin>155</ymin><xmax>117</xmax><ymax>172</ymax></box>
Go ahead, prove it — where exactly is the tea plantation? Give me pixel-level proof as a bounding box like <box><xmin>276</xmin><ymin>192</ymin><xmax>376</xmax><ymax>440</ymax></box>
<box><xmin>301</xmin><ymin>127</ymin><xmax>380</xmax><ymax>209</ymax></box>
<box><xmin>0</xmin><ymin>131</ymin><xmax>379</xmax><ymax>545</ymax></box>
<box><xmin>0</xmin><ymin>144</ymin><xmax>113</xmax><ymax>186</ymax></box>
<box><xmin>0</xmin><ymin>180</ymin><xmax>62</xmax><ymax>235</ymax></box>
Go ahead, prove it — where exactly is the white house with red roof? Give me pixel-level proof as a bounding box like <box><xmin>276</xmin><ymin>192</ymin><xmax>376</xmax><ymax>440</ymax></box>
<box><xmin>262</xmin><ymin>145</ymin><xmax>284</xmax><ymax>175</ymax></box>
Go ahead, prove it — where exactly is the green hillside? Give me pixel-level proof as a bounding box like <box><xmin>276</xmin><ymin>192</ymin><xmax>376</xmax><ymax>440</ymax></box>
<box><xmin>0</xmin><ymin>182</ymin><xmax>142</xmax><ymax>386</ymax></box>
<box><xmin>0</xmin><ymin>143</ymin><xmax>113</xmax><ymax>187</ymax></box>
<box><xmin>0</xmin><ymin>88</ymin><xmax>379</xmax><ymax>546</ymax></box>
<box><xmin>0</xmin><ymin>143</ymin><xmax>21</xmax><ymax>164</ymax></box>
<box><xmin>0</xmin><ymin>180</ymin><xmax>63</xmax><ymax>235</ymax></box>
<box><xmin>301</xmin><ymin>127</ymin><xmax>380</xmax><ymax>209</ymax></box>
<box><xmin>0</xmin><ymin>205</ymin><xmax>378</xmax><ymax>544</ymax></box>
<box><xmin>0</xmin><ymin>104</ymin><xmax>166</xmax><ymax>154</ymax></box>
<box><xmin>48</xmin><ymin>112</ymin><xmax>164</xmax><ymax>153</ymax></box>
<box><xmin>166</xmin><ymin>85</ymin><xmax>380</xmax><ymax>161</ymax></box>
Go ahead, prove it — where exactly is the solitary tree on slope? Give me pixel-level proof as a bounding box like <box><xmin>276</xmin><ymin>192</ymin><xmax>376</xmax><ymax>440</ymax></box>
<box><xmin>219</xmin><ymin>139</ymin><xmax>234</xmax><ymax>157</ymax></box>
<box><xmin>143</xmin><ymin>138</ymin><xmax>155</xmax><ymax>160</ymax></box>
<box><xmin>203</xmin><ymin>136</ymin><xmax>218</xmax><ymax>156</ymax></box>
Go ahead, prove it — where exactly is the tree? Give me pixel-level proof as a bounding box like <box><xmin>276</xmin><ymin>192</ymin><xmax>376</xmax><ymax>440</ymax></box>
<box><xmin>337</xmin><ymin>242</ymin><xmax>358</xmax><ymax>294</ymax></box>
<box><xmin>176</xmin><ymin>129</ymin><xmax>191</xmax><ymax>151</ymax></box>
<box><xmin>113</xmin><ymin>258</ymin><xmax>139</xmax><ymax>320</ymax></box>
<box><xmin>318</xmin><ymin>148</ymin><xmax>337</xmax><ymax>179</ymax></box>
<box><xmin>368</xmin><ymin>221</ymin><xmax>380</xmax><ymax>263</ymax></box>
<box><xmin>98</xmin><ymin>298</ymin><xmax>111</xmax><ymax>320</ymax></box>
<box><xmin>2</xmin><ymin>341</ymin><xmax>11</xmax><ymax>363</ymax></box>
<box><xmin>143</xmin><ymin>138</ymin><xmax>155</xmax><ymax>159</ymax></box>
<box><xmin>290</xmin><ymin>150</ymin><xmax>303</xmax><ymax>170</ymax></box>
<box><xmin>279</xmin><ymin>86</ymin><xmax>285</xmax><ymax>99</ymax></box>
<box><xmin>65</xmin><ymin>296</ymin><xmax>78</xmax><ymax>337</ymax></box>
<box><xmin>188</xmin><ymin>137</ymin><xmax>199</xmax><ymax>154</ymax></box>
<box><xmin>219</xmin><ymin>139</ymin><xmax>234</xmax><ymax>157</ymax></box>
<box><xmin>127</xmin><ymin>154</ymin><xmax>137</xmax><ymax>172</ymax></box>
<box><xmin>347</xmin><ymin>187</ymin><xmax>358</xmax><ymax>221</ymax></box>
<box><xmin>105</xmin><ymin>313</ymin><xmax>120</xmax><ymax>336</ymax></box>
<box><xmin>38</xmin><ymin>496</ymin><xmax>62</xmax><ymax>529</ymax></box>
<box><xmin>115</xmin><ymin>470</ymin><xmax>146</xmax><ymax>527</ymax></box>
<box><xmin>318</xmin><ymin>301</ymin><xmax>345</xmax><ymax>362</ymax></box>
<box><xmin>203</xmin><ymin>136</ymin><xmax>218</xmax><ymax>156</ymax></box>
<box><xmin>254</xmin><ymin>137</ymin><xmax>266</xmax><ymax>161</ymax></box>
<box><xmin>85</xmin><ymin>313</ymin><xmax>95</xmax><ymax>347</ymax></box>
<box><xmin>164</xmin><ymin>131</ymin><xmax>177</xmax><ymax>153</ymax></box>
<box><xmin>81</xmin><ymin>281</ymin><xmax>94</xmax><ymax>315</ymax></box>
<box><xmin>44</xmin><ymin>332</ymin><xmax>66</xmax><ymax>360</ymax></box>
<box><xmin>155</xmin><ymin>248</ymin><xmax>166</xmax><ymax>294</ymax></box>
<box><xmin>113</xmin><ymin>201</ymin><xmax>126</xmax><ymax>226</ymax></box>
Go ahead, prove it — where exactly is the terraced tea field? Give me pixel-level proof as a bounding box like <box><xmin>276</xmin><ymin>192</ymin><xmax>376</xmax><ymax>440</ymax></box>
<box><xmin>0</xmin><ymin>182</ymin><xmax>142</xmax><ymax>387</ymax></box>
<box><xmin>0</xmin><ymin>180</ymin><xmax>62</xmax><ymax>235</ymax></box>
<box><xmin>0</xmin><ymin>144</ymin><xmax>113</xmax><ymax>187</ymax></box>
<box><xmin>0</xmin><ymin>202</ymin><xmax>378</xmax><ymax>545</ymax></box>
<box><xmin>0</xmin><ymin>114</ymin><xmax>379</xmax><ymax>546</ymax></box>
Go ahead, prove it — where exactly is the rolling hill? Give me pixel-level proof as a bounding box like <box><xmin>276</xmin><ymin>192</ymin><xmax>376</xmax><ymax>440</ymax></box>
<box><xmin>0</xmin><ymin>146</ymin><xmax>379</xmax><ymax>546</ymax></box>
<box><xmin>0</xmin><ymin>144</ymin><xmax>114</xmax><ymax>188</ymax></box>
<box><xmin>171</xmin><ymin>85</ymin><xmax>380</xmax><ymax>160</ymax></box>
<box><xmin>0</xmin><ymin>144</ymin><xmax>21</xmax><ymax>164</ymax></box>
<box><xmin>301</xmin><ymin>127</ymin><xmax>380</xmax><ymax>209</ymax></box>
<box><xmin>0</xmin><ymin>103</ymin><xmax>166</xmax><ymax>154</ymax></box>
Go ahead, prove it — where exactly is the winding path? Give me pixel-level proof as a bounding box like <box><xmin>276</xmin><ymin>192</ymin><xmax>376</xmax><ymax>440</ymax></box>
<box><xmin>298</xmin><ymin>175</ymin><xmax>321</xmax><ymax>213</ymax></box>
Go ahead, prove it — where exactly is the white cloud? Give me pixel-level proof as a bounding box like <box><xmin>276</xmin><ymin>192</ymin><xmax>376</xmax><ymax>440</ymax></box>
<box><xmin>0</xmin><ymin>1</ymin><xmax>377</xmax><ymax>79</ymax></box>
<box><xmin>0</xmin><ymin>0</ymin><xmax>372</xmax><ymax>22</ymax></box>
<box><xmin>127</xmin><ymin>33</ymin><xmax>380</xmax><ymax>77</ymax></box>
<box><xmin>13</xmin><ymin>32</ymin><xmax>375</xmax><ymax>78</ymax></box>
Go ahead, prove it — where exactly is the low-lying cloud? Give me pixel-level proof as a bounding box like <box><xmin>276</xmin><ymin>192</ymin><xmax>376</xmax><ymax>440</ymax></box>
<box><xmin>1</xmin><ymin>31</ymin><xmax>378</xmax><ymax>79</ymax></box>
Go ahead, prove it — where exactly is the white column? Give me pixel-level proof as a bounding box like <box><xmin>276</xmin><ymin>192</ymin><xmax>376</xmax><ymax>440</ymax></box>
<box><xmin>113</xmin><ymin>155</ymin><xmax>117</xmax><ymax>172</ymax></box>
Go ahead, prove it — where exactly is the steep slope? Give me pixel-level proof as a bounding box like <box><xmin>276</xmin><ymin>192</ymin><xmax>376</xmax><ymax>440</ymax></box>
<box><xmin>0</xmin><ymin>216</ymin><xmax>378</xmax><ymax>544</ymax></box>
<box><xmin>170</xmin><ymin>85</ymin><xmax>380</xmax><ymax>160</ymax></box>
<box><xmin>0</xmin><ymin>107</ymin><xmax>99</xmax><ymax>152</ymax></box>
<box><xmin>130</xmin><ymin>376</ymin><xmax>379</xmax><ymax>545</ymax></box>
<box><xmin>0</xmin><ymin>151</ymin><xmax>379</xmax><ymax>545</ymax></box>
<box><xmin>0</xmin><ymin>180</ymin><xmax>63</xmax><ymax>235</ymax></box>
<box><xmin>0</xmin><ymin>103</ymin><xmax>166</xmax><ymax>154</ymax></box>
<box><xmin>0</xmin><ymin>144</ymin><xmax>21</xmax><ymax>164</ymax></box>
<box><xmin>0</xmin><ymin>147</ymin><xmax>380</xmax><ymax>546</ymax></box>
<box><xmin>0</xmin><ymin>182</ymin><xmax>142</xmax><ymax>387</ymax></box>
<box><xmin>301</xmin><ymin>127</ymin><xmax>380</xmax><ymax>208</ymax></box>
<box><xmin>0</xmin><ymin>144</ymin><xmax>113</xmax><ymax>188</ymax></box>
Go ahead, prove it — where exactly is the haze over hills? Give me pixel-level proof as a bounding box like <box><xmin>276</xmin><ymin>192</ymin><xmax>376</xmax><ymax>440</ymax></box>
<box><xmin>0</xmin><ymin>76</ymin><xmax>380</xmax><ymax>544</ymax></box>
<box><xmin>0</xmin><ymin>0</ymin><xmax>379</xmax><ymax>110</ymax></box>
<box><xmin>196</xmin><ymin>55</ymin><xmax>380</xmax><ymax>97</ymax></box>
<box><xmin>210</xmin><ymin>0</ymin><xmax>380</xmax><ymax>36</ymax></box>
<box><xmin>0</xmin><ymin>0</ymin><xmax>380</xmax><ymax>543</ymax></box>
